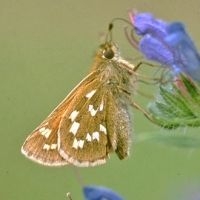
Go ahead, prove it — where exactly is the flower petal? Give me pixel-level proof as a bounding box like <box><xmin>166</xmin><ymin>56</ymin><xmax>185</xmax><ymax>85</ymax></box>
<box><xmin>139</xmin><ymin>35</ymin><xmax>174</xmax><ymax>66</ymax></box>
<box><xmin>131</xmin><ymin>12</ymin><xmax>200</xmax><ymax>82</ymax></box>
<box><xmin>133</xmin><ymin>12</ymin><xmax>167</xmax><ymax>37</ymax></box>
<box><xmin>83</xmin><ymin>185</ymin><xmax>124</xmax><ymax>200</ymax></box>
<box><xmin>165</xmin><ymin>23</ymin><xmax>200</xmax><ymax>81</ymax></box>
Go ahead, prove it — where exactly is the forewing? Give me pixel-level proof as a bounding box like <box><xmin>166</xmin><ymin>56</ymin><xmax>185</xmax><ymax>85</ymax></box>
<box><xmin>58</xmin><ymin>86</ymin><xmax>111</xmax><ymax>167</ymax></box>
<box><xmin>21</xmin><ymin>71</ymin><xmax>100</xmax><ymax>166</ymax></box>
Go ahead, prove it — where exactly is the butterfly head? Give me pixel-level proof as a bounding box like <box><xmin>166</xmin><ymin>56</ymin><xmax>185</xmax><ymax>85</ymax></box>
<box><xmin>98</xmin><ymin>42</ymin><xmax>120</xmax><ymax>60</ymax></box>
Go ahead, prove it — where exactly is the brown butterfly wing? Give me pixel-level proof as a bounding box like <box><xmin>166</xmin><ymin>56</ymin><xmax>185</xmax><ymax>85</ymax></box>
<box><xmin>58</xmin><ymin>86</ymin><xmax>131</xmax><ymax>167</ymax></box>
<box><xmin>21</xmin><ymin>71</ymin><xmax>100</xmax><ymax>166</ymax></box>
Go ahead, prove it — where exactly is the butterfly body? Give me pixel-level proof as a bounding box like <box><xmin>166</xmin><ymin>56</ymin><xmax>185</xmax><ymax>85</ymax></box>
<box><xmin>21</xmin><ymin>42</ymin><xmax>138</xmax><ymax>167</ymax></box>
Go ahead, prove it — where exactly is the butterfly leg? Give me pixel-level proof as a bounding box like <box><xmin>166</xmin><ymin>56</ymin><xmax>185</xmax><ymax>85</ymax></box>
<box><xmin>123</xmin><ymin>92</ymin><xmax>158</xmax><ymax>124</ymax></box>
<box><xmin>129</xmin><ymin>98</ymin><xmax>161</xmax><ymax>126</ymax></box>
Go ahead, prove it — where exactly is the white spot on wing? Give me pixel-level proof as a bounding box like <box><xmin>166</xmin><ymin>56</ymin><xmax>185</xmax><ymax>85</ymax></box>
<box><xmin>78</xmin><ymin>140</ymin><xmax>84</xmax><ymax>149</ymax></box>
<box><xmin>88</xmin><ymin>105</ymin><xmax>98</xmax><ymax>116</ymax></box>
<box><xmin>72</xmin><ymin>138</ymin><xmax>78</xmax><ymax>149</ymax></box>
<box><xmin>43</xmin><ymin>144</ymin><xmax>50</xmax><ymax>150</ymax></box>
<box><xmin>85</xmin><ymin>90</ymin><xmax>96</xmax><ymax>99</ymax></box>
<box><xmin>39</xmin><ymin>127</ymin><xmax>52</xmax><ymax>138</ymax></box>
<box><xmin>69</xmin><ymin>121</ymin><xmax>80</xmax><ymax>135</ymax></box>
<box><xmin>72</xmin><ymin>138</ymin><xmax>84</xmax><ymax>149</ymax></box>
<box><xmin>100</xmin><ymin>124</ymin><xmax>107</xmax><ymax>134</ymax></box>
<box><xmin>86</xmin><ymin>133</ymin><xmax>92</xmax><ymax>142</ymax></box>
<box><xmin>99</xmin><ymin>100</ymin><xmax>104</xmax><ymax>111</ymax></box>
<box><xmin>69</xmin><ymin>110</ymin><xmax>79</xmax><ymax>122</ymax></box>
<box><xmin>50</xmin><ymin>144</ymin><xmax>57</xmax><ymax>149</ymax></box>
<box><xmin>92</xmin><ymin>131</ymin><xmax>100</xmax><ymax>141</ymax></box>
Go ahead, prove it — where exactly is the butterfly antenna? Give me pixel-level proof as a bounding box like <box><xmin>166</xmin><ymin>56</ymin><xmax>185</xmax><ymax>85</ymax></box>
<box><xmin>105</xmin><ymin>17</ymin><xmax>135</xmax><ymax>45</ymax></box>
<box><xmin>105</xmin><ymin>22</ymin><xmax>114</xmax><ymax>43</ymax></box>
<box><xmin>109</xmin><ymin>17</ymin><xmax>133</xmax><ymax>27</ymax></box>
<box><xmin>105</xmin><ymin>17</ymin><xmax>133</xmax><ymax>42</ymax></box>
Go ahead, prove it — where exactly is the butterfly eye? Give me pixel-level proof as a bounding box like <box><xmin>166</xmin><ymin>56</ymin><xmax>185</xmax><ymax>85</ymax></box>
<box><xmin>103</xmin><ymin>48</ymin><xmax>115</xmax><ymax>59</ymax></box>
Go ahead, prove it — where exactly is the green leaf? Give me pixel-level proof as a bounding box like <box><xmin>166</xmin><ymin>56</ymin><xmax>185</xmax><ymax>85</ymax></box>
<box><xmin>148</xmin><ymin>74</ymin><xmax>200</xmax><ymax>129</ymax></box>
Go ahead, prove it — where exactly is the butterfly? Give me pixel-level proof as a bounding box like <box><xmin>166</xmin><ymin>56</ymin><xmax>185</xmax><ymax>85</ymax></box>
<box><xmin>21</xmin><ymin>32</ymin><xmax>150</xmax><ymax>167</ymax></box>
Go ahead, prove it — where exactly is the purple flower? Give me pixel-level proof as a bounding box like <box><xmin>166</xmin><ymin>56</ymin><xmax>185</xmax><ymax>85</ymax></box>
<box><xmin>130</xmin><ymin>12</ymin><xmax>200</xmax><ymax>82</ymax></box>
<box><xmin>83</xmin><ymin>185</ymin><xmax>124</xmax><ymax>200</ymax></box>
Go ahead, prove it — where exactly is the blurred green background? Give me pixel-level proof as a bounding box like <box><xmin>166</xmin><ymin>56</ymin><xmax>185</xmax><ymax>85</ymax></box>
<box><xmin>1</xmin><ymin>0</ymin><xmax>200</xmax><ymax>199</ymax></box>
